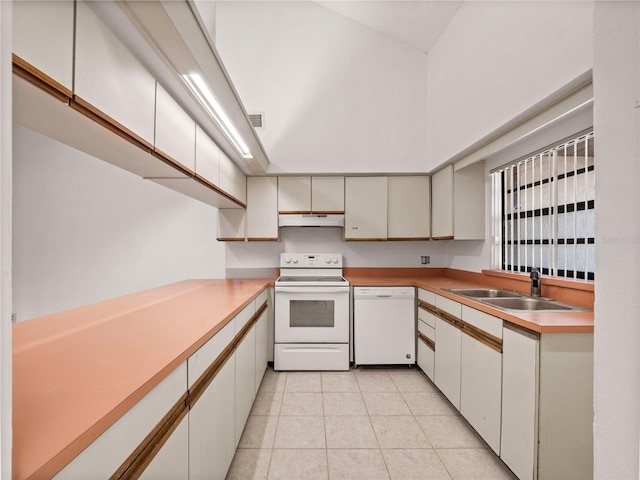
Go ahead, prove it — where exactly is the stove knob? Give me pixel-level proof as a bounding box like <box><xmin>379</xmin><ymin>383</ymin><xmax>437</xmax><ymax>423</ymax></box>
<box><xmin>332</xmin><ymin>258</ymin><xmax>339</xmax><ymax>264</ymax></box>
<box><xmin>325</xmin><ymin>258</ymin><xmax>331</xmax><ymax>264</ymax></box>
<box><xmin>292</xmin><ymin>257</ymin><xmax>298</xmax><ymax>264</ymax></box>
<box><xmin>284</xmin><ymin>257</ymin><xmax>291</xmax><ymax>264</ymax></box>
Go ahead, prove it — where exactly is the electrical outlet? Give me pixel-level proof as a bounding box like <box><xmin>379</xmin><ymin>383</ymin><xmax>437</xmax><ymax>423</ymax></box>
<box><xmin>421</xmin><ymin>256</ymin><xmax>430</xmax><ymax>265</ymax></box>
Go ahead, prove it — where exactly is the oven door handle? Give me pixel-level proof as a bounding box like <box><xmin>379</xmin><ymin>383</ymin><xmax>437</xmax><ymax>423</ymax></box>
<box><xmin>275</xmin><ymin>287</ymin><xmax>349</xmax><ymax>294</ymax></box>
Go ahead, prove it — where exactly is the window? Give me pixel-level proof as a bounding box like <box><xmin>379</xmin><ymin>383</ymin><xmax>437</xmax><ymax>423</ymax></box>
<box><xmin>491</xmin><ymin>131</ymin><xmax>595</xmax><ymax>280</ymax></box>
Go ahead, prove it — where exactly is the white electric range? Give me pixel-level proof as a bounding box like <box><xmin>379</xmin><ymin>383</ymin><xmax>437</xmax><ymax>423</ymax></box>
<box><xmin>274</xmin><ymin>253</ymin><xmax>350</xmax><ymax>371</ymax></box>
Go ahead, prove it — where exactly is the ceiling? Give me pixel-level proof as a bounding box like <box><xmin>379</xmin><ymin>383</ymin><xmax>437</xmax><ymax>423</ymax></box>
<box><xmin>314</xmin><ymin>0</ymin><xmax>463</xmax><ymax>53</ymax></box>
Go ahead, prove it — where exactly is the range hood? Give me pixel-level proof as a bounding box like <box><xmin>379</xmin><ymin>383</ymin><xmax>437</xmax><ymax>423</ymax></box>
<box><xmin>278</xmin><ymin>214</ymin><xmax>345</xmax><ymax>228</ymax></box>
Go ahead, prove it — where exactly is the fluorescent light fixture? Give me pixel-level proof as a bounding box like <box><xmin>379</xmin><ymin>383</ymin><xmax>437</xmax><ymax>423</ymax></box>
<box><xmin>182</xmin><ymin>73</ymin><xmax>253</xmax><ymax>159</ymax></box>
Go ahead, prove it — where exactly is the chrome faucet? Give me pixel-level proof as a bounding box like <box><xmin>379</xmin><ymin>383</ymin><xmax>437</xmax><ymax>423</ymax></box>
<box><xmin>530</xmin><ymin>268</ymin><xmax>541</xmax><ymax>297</ymax></box>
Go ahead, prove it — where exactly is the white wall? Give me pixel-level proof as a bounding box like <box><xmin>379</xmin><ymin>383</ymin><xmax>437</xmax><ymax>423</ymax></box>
<box><xmin>12</xmin><ymin>126</ymin><xmax>225</xmax><ymax>321</ymax></box>
<box><xmin>426</xmin><ymin>1</ymin><xmax>593</xmax><ymax>170</ymax></box>
<box><xmin>0</xmin><ymin>2</ymin><xmax>11</xmax><ymax>477</ymax></box>
<box><xmin>593</xmin><ymin>2</ymin><xmax>640</xmax><ymax>477</ymax></box>
<box><xmin>226</xmin><ymin>227</ymin><xmax>452</xmax><ymax>274</ymax></box>
<box><xmin>214</xmin><ymin>1</ymin><xmax>429</xmax><ymax>175</ymax></box>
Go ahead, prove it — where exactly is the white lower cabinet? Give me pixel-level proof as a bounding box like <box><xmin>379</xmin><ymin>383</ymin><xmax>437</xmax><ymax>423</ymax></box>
<box><xmin>500</xmin><ymin>325</ymin><xmax>539</xmax><ymax>480</ymax></box>
<box><xmin>235</xmin><ymin>325</ymin><xmax>256</xmax><ymax>445</ymax></box>
<box><xmin>254</xmin><ymin>291</ymin><xmax>270</xmax><ymax>392</ymax></box>
<box><xmin>433</xmin><ymin>295</ymin><xmax>462</xmax><ymax>410</ymax></box>
<box><xmin>459</xmin><ymin>307</ymin><xmax>503</xmax><ymax>454</ymax></box>
<box><xmin>188</xmin><ymin>322</ymin><xmax>236</xmax><ymax>480</ymax></box>
<box><xmin>501</xmin><ymin>326</ymin><xmax>594</xmax><ymax>480</ymax></box>
<box><xmin>189</xmin><ymin>358</ymin><xmax>236</xmax><ymax>480</ymax></box>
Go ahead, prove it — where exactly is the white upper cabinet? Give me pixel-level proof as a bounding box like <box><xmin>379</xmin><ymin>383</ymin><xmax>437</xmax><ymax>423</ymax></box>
<box><xmin>345</xmin><ymin>177</ymin><xmax>388</xmax><ymax>240</ymax></box>
<box><xmin>13</xmin><ymin>0</ymin><xmax>74</xmax><ymax>93</ymax></box>
<box><xmin>431</xmin><ymin>165</ymin><xmax>454</xmax><ymax>239</ymax></box>
<box><xmin>432</xmin><ymin>161</ymin><xmax>485</xmax><ymax>240</ymax></box>
<box><xmin>311</xmin><ymin>176</ymin><xmax>345</xmax><ymax>213</ymax></box>
<box><xmin>219</xmin><ymin>152</ymin><xmax>247</xmax><ymax>205</ymax></box>
<box><xmin>388</xmin><ymin>176</ymin><xmax>431</xmax><ymax>240</ymax></box>
<box><xmin>246</xmin><ymin>177</ymin><xmax>278</xmax><ymax>241</ymax></box>
<box><xmin>155</xmin><ymin>85</ymin><xmax>196</xmax><ymax>173</ymax></box>
<box><xmin>278</xmin><ymin>176</ymin><xmax>311</xmax><ymax>213</ymax></box>
<box><xmin>195</xmin><ymin>126</ymin><xmax>220</xmax><ymax>187</ymax></box>
<box><xmin>454</xmin><ymin>161</ymin><xmax>486</xmax><ymax>240</ymax></box>
<box><xmin>75</xmin><ymin>1</ymin><xmax>156</xmax><ymax>146</ymax></box>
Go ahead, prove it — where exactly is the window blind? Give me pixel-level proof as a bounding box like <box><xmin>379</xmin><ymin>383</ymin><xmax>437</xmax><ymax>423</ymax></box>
<box><xmin>492</xmin><ymin>131</ymin><xmax>595</xmax><ymax>280</ymax></box>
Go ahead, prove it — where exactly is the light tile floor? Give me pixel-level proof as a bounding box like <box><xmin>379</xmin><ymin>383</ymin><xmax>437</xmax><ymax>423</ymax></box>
<box><xmin>226</xmin><ymin>367</ymin><xmax>517</xmax><ymax>480</ymax></box>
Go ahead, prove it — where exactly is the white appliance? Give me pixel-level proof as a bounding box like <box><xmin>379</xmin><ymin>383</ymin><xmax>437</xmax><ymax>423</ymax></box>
<box><xmin>274</xmin><ymin>253</ymin><xmax>350</xmax><ymax>371</ymax></box>
<box><xmin>353</xmin><ymin>286</ymin><xmax>416</xmax><ymax>365</ymax></box>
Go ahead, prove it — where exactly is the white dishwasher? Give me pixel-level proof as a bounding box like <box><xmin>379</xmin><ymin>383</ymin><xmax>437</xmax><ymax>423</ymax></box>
<box><xmin>353</xmin><ymin>286</ymin><xmax>416</xmax><ymax>365</ymax></box>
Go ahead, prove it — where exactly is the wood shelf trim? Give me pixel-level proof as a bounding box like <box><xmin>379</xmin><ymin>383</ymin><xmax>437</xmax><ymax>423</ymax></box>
<box><xmin>417</xmin><ymin>331</ymin><xmax>435</xmax><ymax>351</ymax></box>
<box><xmin>12</xmin><ymin>54</ymin><xmax>72</xmax><ymax>102</ymax></box>
<box><xmin>432</xmin><ymin>235</ymin><xmax>455</xmax><ymax>241</ymax></box>
<box><xmin>71</xmin><ymin>95</ymin><xmax>155</xmax><ymax>152</ymax></box>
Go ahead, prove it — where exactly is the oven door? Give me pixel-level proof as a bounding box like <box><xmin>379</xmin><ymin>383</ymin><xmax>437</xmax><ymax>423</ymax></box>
<box><xmin>275</xmin><ymin>287</ymin><xmax>349</xmax><ymax>343</ymax></box>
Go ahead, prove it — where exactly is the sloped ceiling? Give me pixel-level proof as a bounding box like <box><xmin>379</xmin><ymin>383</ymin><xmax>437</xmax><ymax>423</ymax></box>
<box><xmin>314</xmin><ymin>1</ymin><xmax>462</xmax><ymax>53</ymax></box>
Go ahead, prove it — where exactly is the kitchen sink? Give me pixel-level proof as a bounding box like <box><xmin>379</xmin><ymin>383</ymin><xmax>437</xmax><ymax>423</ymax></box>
<box><xmin>445</xmin><ymin>288</ymin><xmax>522</xmax><ymax>298</ymax></box>
<box><xmin>445</xmin><ymin>288</ymin><xmax>590</xmax><ymax>312</ymax></box>
<box><xmin>479</xmin><ymin>297</ymin><xmax>585</xmax><ymax>312</ymax></box>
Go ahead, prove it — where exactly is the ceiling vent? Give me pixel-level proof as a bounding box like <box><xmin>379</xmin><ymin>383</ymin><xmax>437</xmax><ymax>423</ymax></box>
<box><xmin>248</xmin><ymin>112</ymin><xmax>264</xmax><ymax>130</ymax></box>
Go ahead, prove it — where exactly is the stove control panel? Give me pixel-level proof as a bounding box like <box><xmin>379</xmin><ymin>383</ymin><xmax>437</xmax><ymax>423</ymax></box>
<box><xmin>281</xmin><ymin>253</ymin><xmax>342</xmax><ymax>268</ymax></box>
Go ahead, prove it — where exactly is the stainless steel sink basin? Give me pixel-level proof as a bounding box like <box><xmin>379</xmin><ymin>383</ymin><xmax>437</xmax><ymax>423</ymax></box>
<box><xmin>479</xmin><ymin>297</ymin><xmax>578</xmax><ymax>312</ymax></box>
<box><xmin>445</xmin><ymin>288</ymin><xmax>523</xmax><ymax>298</ymax></box>
<box><xmin>445</xmin><ymin>288</ymin><xmax>589</xmax><ymax>312</ymax></box>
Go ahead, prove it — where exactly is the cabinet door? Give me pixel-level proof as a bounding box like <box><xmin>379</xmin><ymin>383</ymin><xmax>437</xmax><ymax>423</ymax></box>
<box><xmin>155</xmin><ymin>84</ymin><xmax>196</xmax><ymax>173</ymax></box>
<box><xmin>278</xmin><ymin>176</ymin><xmax>311</xmax><ymax>213</ymax></box>
<box><xmin>434</xmin><ymin>317</ymin><xmax>461</xmax><ymax>410</ymax></box>
<box><xmin>141</xmin><ymin>415</ymin><xmax>189</xmax><ymax>480</ymax></box>
<box><xmin>388</xmin><ymin>176</ymin><xmax>430</xmax><ymax>240</ymax></box>
<box><xmin>453</xmin><ymin>161</ymin><xmax>485</xmax><ymax>240</ymax></box>
<box><xmin>189</xmin><ymin>359</ymin><xmax>236</xmax><ymax>480</ymax></box>
<box><xmin>345</xmin><ymin>177</ymin><xmax>388</xmax><ymax>240</ymax></box>
<box><xmin>417</xmin><ymin>319</ymin><xmax>435</xmax><ymax>381</ymax></box>
<box><xmin>460</xmin><ymin>335</ymin><xmax>502</xmax><ymax>453</ymax></box>
<box><xmin>13</xmin><ymin>0</ymin><xmax>74</xmax><ymax>92</ymax></box>
<box><xmin>219</xmin><ymin>152</ymin><xmax>247</xmax><ymax>205</ymax></box>
<box><xmin>75</xmin><ymin>1</ymin><xmax>156</xmax><ymax>146</ymax></box>
<box><xmin>255</xmin><ymin>307</ymin><xmax>269</xmax><ymax>393</ymax></box>
<box><xmin>311</xmin><ymin>176</ymin><xmax>345</xmax><ymax>213</ymax></box>
<box><xmin>195</xmin><ymin>126</ymin><xmax>221</xmax><ymax>187</ymax></box>
<box><xmin>431</xmin><ymin>165</ymin><xmax>454</xmax><ymax>239</ymax></box>
<box><xmin>235</xmin><ymin>326</ymin><xmax>256</xmax><ymax>445</ymax></box>
<box><xmin>247</xmin><ymin>177</ymin><xmax>278</xmax><ymax>241</ymax></box>
<box><xmin>501</xmin><ymin>325</ymin><xmax>539</xmax><ymax>480</ymax></box>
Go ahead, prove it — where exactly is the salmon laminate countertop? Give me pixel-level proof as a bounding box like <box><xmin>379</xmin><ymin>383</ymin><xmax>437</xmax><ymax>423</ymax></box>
<box><xmin>346</xmin><ymin>271</ymin><xmax>594</xmax><ymax>334</ymax></box>
<box><xmin>12</xmin><ymin>278</ymin><xmax>274</xmax><ymax>480</ymax></box>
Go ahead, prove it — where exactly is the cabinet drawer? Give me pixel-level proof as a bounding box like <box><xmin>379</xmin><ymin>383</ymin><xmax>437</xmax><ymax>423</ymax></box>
<box><xmin>255</xmin><ymin>289</ymin><xmax>269</xmax><ymax>309</ymax></box>
<box><xmin>462</xmin><ymin>305</ymin><xmax>503</xmax><ymax>339</ymax></box>
<box><xmin>417</xmin><ymin>319</ymin><xmax>435</xmax><ymax>341</ymax></box>
<box><xmin>418</xmin><ymin>288</ymin><xmax>436</xmax><ymax>305</ymax></box>
<box><xmin>234</xmin><ymin>302</ymin><xmax>256</xmax><ymax>334</ymax></box>
<box><xmin>187</xmin><ymin>322</ymin><xmax>234</xmax><ymax>389</ymax></box>
<box><xmin>418</xmin><ymin>304</ymin><xmax>436</xmax><ymax>328</ymax></box>
<box><xmin>435</xmin><ymin>294</ymin><xmax>462</xmax><ymax>319</ymax></box>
